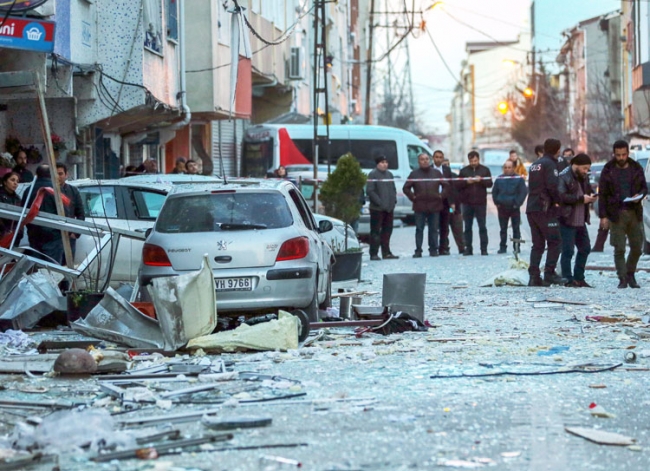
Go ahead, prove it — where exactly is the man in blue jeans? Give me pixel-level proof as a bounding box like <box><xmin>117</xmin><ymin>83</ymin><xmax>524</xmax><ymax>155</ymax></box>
<box><xmin>457</xmin><ymin>151</ymin><xmax>493</xmax><ymax>255</ymax></box>
<box><xmin>558</xmin><ymin>154</ymin><xmax>598</xmax><ymax>287</ymax></box>
<box><xmin>403</xmin><ymin>153</ymin><xmax>448</xmax><ymax>257</ymax></box>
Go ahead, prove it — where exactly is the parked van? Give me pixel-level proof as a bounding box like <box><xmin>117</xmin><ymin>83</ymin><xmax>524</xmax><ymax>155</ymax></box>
<box><xmin>242</xmin><ymin>124</ymin><xmax>434</xmax><ymax>222</ymax></box>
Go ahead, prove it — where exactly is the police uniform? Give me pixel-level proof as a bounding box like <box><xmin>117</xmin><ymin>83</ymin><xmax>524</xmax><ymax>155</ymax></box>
<box><xmin>525</xmin><ymin>154</ymin><xmax>563</xmax><ymax>284</ymax></box>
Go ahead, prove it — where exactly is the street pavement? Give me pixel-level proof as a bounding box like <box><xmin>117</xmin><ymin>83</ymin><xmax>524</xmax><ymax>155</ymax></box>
<box><xmin>3</xmin><ymin>202</ymin><xmax>650</xmax><ymax>470</ymax></box>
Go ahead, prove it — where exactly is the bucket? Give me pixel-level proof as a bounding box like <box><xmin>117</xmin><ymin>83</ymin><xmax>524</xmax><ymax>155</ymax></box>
<box><xmin>339</xmin><ymin>296</ymin><xmax>352</xmax><ymax>319</ymax></box>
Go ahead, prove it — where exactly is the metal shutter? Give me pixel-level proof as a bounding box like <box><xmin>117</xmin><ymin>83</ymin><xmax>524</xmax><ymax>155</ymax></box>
<box><xmin>212</xmin><ymin>120</ymin><xmax>236</xmax><ymax>177</ymax></box>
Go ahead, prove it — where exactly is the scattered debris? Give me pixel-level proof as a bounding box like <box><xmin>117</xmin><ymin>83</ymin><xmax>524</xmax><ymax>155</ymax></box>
<box><xmin>589</xmin><ymin>403</ymin><xmax>616</xmax><ymax>418</ymax></box>
<box><xmin>52</xmin><ymin>348</ymin><xmax>97</xmax><ymax>375</ymax></box>
<box><xmin>201</xmin><ymin>415</ymin><xmax>272</xmax><ymax>431</ymax></box>
<box><xmin>565</xmin><ymin>427</ymin><xmax>635</xmax><ymax>446</ymax></box>
<box><xmin>0</xmin><ymin>271</ymin><xmax>65</xmax><ymax>330</ymax></box>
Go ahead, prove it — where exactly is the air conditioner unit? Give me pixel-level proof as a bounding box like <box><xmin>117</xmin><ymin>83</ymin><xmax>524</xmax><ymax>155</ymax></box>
<box><xmin>288</xmin><ymin>47</ymin><xmax>304</xmax><ymax>80</ymax></box>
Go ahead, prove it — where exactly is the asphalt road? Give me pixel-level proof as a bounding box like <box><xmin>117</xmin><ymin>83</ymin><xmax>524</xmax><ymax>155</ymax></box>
<box><xmin>4</xmin><ymin>202</ymin><xmax>650</xmax><ymax>471</ymax></box>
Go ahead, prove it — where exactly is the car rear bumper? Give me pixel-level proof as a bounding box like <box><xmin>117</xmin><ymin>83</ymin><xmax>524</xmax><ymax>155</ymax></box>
<box><xmin>139</xmin><ymin>264</ymin><xmax>317</xmax><ymax>312</ymax></box>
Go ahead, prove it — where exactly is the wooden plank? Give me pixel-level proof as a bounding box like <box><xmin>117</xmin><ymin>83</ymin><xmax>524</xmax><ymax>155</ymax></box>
<box><xmin>565</xmin><ymin>426</ymin><xmax>635</xmax><ymax>446</ymax></box>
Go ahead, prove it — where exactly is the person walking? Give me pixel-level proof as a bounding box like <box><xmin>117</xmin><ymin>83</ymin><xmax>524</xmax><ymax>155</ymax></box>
<box><xmin>598</xmin><ymin>140</ymin><xmax>648</xmax><ymax>288</ymax></box>
<box><xmin>432</xmin><ymin>150</ymin><xmax>455</xmax><ymax>255</ymax></box>
<box><xmin>526</xmin><ymin>138</ymin><xmax>565</xmax><ymax>286</ymax></box>
<box><xmin>457</xmin><ymin>150</ymin><xmax>492</xmax><ymax>255</ymax></box>
<box><xmin>492</xmin><ymin>160</ymin><xmax>527</xmax><ymax>254</ymax></box>
<box><xmin>366</xmin><ymin>155</ymin><xmax>398</xmax><ymax>260</ymax></box>
<box><xmin>403</xmin><ymin>153</ymin><xmax>447</xmax><ymax>257</ymax></box>
<box><xmin>558</xmin><ymin>154</ymin><xmax>597</xmax><ymax>287</ymax></box>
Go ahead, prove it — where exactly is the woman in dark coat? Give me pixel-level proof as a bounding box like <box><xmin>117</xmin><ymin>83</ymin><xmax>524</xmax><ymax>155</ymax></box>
<box><xmin>0</xmin><ymin>172</ymin><xmax>23</xmax><ymax>240</ymax></box>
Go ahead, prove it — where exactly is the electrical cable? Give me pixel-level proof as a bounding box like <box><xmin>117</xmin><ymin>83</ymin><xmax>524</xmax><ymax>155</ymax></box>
<box><xmin>430</xmin><ymin>363</ymin><xmax>622</xmax><ymax>379</ymax></box>
<box><xmin>232</xmin><ymin>0</ymin><xmax>309</xmax><ymax>47</ymax></box>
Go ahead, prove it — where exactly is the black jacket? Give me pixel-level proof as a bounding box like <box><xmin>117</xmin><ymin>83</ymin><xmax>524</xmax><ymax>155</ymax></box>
<box><xmin>21</xmin><ymin>177</ymin><xmax>61</xmax><ymax>244</ymax></box>
<box><xmin>433</xmin><ymin>164</ymin><xmax>455</xmax><ymax>205</ymax></box>
<box><xmin>558</xmin><ymin>166</ymin><xmax>593</xmax><ymax>225</ymax></box>
<box><xmin>0</xmin><ymin>187</ymin><xmax>22</xmax><ymax>237</ymax></box>
<box><xmin>366</xmin><ymin>168</ymin><xmax>397</xmax><ymax>212</ymax></box>
<box><xmin>492</xmin><ymin>174</ymin><xmax>527</xmax><ymax>210</ymax></box>
<box><xmin>403</xmin><ymin>166</ymin><xmax>448</xmax><ymax>213</ymax></box>
<box><xmin>598</xmin><ymin>158</ymin><xmax>648</xmax><ymax>223</ymax></box>
<box><xmin>13</xmin><ymin>166</ymin><xmax>33</xmax><ymax>183</ymax></box>
<box><xmin>61</xmin><ymin>183</ymin><xmax>85</xmax><ymax>221</ymax></box>
<box><xmin>526</xmin><ymin>154</ymin><xmax>561</xmax><ymax>214</ymax></box>
<box><xmin>457</xmin><ymin>164</ymin><xmax>493</xmax><ymax>205</ymax></box>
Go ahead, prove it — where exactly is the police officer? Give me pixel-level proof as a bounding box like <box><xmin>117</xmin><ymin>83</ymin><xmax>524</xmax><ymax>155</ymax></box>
<box><xmin>526</xmin><ymin>138</ymin><xmax>565</xmax><ymax>286</ymax></box>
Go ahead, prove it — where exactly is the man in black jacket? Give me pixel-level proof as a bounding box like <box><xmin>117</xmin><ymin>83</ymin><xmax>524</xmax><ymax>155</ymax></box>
<box><xmin>21</xmin><ymin>165</ymin><xmax>64</xmax><ymax>264</ymax></box>
<box><xmin>56</xmin><ymin>163</ymin><xmax>85</xmax><ymax>257</ymax></box>
<box><xmin>492</xmin><ymin>160</ymin><xmax>527</xmax><ymax>254</ymax></box>
<box><xmin>598</xmin><ymin>140</ymin><xmax>648</xmax><ymax>288</ymax></box>
<box><xmin>457</xmin><ymin>150</ymin><xmax>492</xmax><ymax>255</ymax></box>
<box><xmin>403</xmin><ymin>153</ymin><xmax>448</xmax><ymax>257</ymax></box>
<box><xmin>432</xmin><ymin>150</ymin><xmax>455</xmax><ymax>255</ymax></box>
<box><xmin>443</xmin><ymin>158</ymin><xmax>465</xmax><ymax>254</ymax></box>
<box><xmin>558</xmin><ymin>154</ymin><xmax>597</xmax><ymax>287</ymax></box>
<box><xmin>526</xmin><ymin>138</ymin><xmax>565</xmax><ymax>286</ymax></box>
<box><xmin>366</xmin><ymin>155</ymin><xmax>398</xmax><ymax>260</ymax></box>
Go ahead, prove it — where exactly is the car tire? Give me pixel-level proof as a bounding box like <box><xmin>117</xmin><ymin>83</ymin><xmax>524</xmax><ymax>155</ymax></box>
<box><xmin>304</xmin><ymin>279</ymin><xmax>320</xmax><ymax>323</ymax></box>
<box><xmin>291</xmin><ymin>309</ymin><xmax>311</xmax><ymax>343</ymax></box>
<box><xmin>318</xmin><ymin>269</ymin><xmax>332</xmax><ymax>310</ymax></box>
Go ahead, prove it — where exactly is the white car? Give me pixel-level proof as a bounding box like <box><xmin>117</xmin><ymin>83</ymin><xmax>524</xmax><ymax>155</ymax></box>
<box><xmin>70</xmin><ymin>175</ymin><xmax>357</xmax><ymax>288</ymax></box>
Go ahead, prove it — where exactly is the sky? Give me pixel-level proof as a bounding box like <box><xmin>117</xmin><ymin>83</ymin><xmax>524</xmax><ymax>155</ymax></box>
<box><xmin>404</xmin><ymin>0</ymin><xmax>620</xmax><ymax>133</ymax></box>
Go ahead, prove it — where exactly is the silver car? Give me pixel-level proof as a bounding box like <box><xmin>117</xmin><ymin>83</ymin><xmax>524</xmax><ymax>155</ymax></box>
<box><xmin>138</xmin><ymin>180</ymin><xmax>334</xmax><ymax>321</ymax></box>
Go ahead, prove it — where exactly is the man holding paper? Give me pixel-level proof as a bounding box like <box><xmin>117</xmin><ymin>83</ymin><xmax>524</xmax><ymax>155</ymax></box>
<box><xmin>598</xmin><ymin>140</ymin><xmax>648</xmax><ymax>288</ymax></box>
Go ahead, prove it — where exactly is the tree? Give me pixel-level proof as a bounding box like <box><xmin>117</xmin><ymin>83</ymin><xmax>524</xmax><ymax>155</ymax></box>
<box><xmin>511</xmin><ymin>67</ymin><xmax>570</xmax><ymax>161</ymax></box>
<box><xmin>319</xmin><ymin>153</ymin><xmax>367</xmax><ymax>251</ymax></box>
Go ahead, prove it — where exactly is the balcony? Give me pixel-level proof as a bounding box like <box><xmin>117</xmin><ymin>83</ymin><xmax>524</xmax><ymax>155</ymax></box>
<box><xmin>632</xmin><ymin>62</ymin><xmax>650</xmax><ymax>91</ymax></box>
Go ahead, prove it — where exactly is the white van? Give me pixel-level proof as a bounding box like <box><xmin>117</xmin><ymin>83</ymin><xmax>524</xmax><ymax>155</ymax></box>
<box><xmin>241</xmin><ymin>124</ymin><xmax>434</xmax><ymax>222</ymax></box>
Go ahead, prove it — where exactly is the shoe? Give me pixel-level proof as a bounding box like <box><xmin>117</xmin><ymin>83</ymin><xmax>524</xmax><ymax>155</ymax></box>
<box><xmin>528</xmin><ymin>276</ymin><xmax>550</xmax><ymax>287</ymax></box>
<box><xmin>459</xmin><ymin>248</ymin><xmax>466</xmax><ymax>255</ymax></box>
<box><xmin>429</xmin><ymin>251</ymin><xmax>439</xmax><ymax>257</ymax></box>
<box><xmin>544</xmin><ymin>272</ymin><xmax>568</xmax><ymax>285</ymax></box>
<box><xmin>481</xmin><ymin>250</ymin><xmax>488</xmax><ymax>256</ymax></box>
<box><xmin>564</xmin><ymin>280</ymin><xmax>580</xmax><ymax>288</ymax></box>
<box><xmin>383</xmin><ymin>253</ymin><xmax>399</xmax><ymax>260</ymax></box>
<box><xmin>439</xmin><ymin>250</ymin><xmax>450</xmax><ymax>256</ymax></box>
<box><xmin>413</xmin><ymin>251</ymin><xmax>422</xmax><ymax>258</ymax></box>
<box><xmin>627</xmin><ymin>273</ymin><xmax>640</xmax><ymax>289</ymax></box>
<box><xmin>617</xmin><ymin>278</ymin><xmax>628</xmax><ymax>289</ymax></box>
<box><xmin>463</xmin><ymin>249</ymin><xmax>473</xmax><ymax>256</ymax></box>
<box><xmin>575</xmin><ymin>280</ymin><xmax>593</xmax><ymax>288</ymax></box>
<box><xmin>370</xmin><ymin>255</ymin><xmax>381</xmax><ymax>261</ymax></box>
<box><xmin>497</xmin><ymin>248</ymin><xmax>507</xmax><ymax>254</ymax></box>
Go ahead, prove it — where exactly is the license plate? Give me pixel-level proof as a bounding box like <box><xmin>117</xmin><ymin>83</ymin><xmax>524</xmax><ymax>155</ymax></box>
<box><xmin>215</xmin><ymin>277</ymin><xmax>253</xmax><ymax>292</ymax></box>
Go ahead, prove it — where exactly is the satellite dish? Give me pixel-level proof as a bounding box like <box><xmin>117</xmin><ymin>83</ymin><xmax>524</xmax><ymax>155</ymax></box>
<box><xmin>0</xmin><ymin>0</ymin><xmax>50</xmax><ymax>12</ymax></box>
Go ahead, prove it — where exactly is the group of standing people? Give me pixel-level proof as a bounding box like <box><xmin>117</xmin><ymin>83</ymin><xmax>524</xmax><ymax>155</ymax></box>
<box><xmin>527</xmin><ymin>138</ymin><xmax>647</xmax><ymax>289</ymax></box>
<box><xmin>365</xmin><ymin>138</ymin><xmax>647</xmax><ymax>290</ymax></box>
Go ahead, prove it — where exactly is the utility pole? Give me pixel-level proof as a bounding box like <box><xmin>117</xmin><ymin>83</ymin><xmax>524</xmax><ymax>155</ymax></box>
<box><xmin>364</xmin><ymin>0</ymin><xmax>375</xmax><ymax>124</ymax></box>
<box><xmin>384</xmin><ymin>0</ymin><xmax>392</xmax><ymax>124</ymax></box>
<box><xmin>404</xmin><ymin>35</ymin><xmax>415</xmax><ymax>132</ymax></box>
<box><xmin>312</xmin><ymin>0</ymin><xmax>330</xmax><ymax>211</ymax></box>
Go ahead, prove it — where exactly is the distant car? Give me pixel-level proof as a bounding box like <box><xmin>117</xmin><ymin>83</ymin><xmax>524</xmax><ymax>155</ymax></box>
<box><xmin>138</xmin><ymin>179</ymin><xmax>334</xmax><ymax>320</ymax></box>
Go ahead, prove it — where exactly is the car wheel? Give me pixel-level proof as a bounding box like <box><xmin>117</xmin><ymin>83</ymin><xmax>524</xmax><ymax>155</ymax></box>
<box><xmin>304</xmin><ymin>280</ymin><xmax>320</xmax><ymax>323</ymax></box>
<box><xmin>318</xmin><ymin>269</ymin><xmax>332</xmax><ymax>310</ymax></box>
<box><xmin>290</xmin><ymin>309</ymin><xmax>311</xmax><ymax>343</ymax></box>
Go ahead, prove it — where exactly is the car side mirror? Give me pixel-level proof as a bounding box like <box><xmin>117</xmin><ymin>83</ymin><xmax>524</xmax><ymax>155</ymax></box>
<box><xmin>318</xmin><ymin>220</ymin><xmax>333</xmax><ymax>233</ymax></box>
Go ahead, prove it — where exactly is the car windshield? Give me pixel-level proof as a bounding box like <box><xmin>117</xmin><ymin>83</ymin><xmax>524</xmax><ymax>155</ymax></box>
<box><xmin>156</xmin><ymin>192</ymin><xmax>294</xmax><ymax>233</ymax></box>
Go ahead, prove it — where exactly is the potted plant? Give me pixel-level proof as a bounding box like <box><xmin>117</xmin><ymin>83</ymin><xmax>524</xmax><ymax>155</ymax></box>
<box><xmin>319</xmin><ymin>153</ymin><xmax>367</xmax><ymax>282</ymax></box>
<box><xmin>66</xmin><ymin>149</ymin><xmax>85</xmax><ymax>165</ymax></box>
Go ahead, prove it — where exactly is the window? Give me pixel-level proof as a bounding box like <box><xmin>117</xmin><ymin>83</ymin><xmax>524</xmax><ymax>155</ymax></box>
<box><xmin>157</xmin><ymin>193</ymin><xmax>293</xmax><ymax>233</ymax></box>
<box><xmin>407</xmin><ymin>145</ymin><xmax>431</xmax><ymax>169</ymax></box>
<box><xmin>242</xmin><ymin>139</ymin><xmax>274</xmax><ymax>177</ymax></box>
<box><xmin>144</xmin><ymin>0</ymin><xmax>163</xmax><ymax>54</ymax></box>
<box><xmin>79</xmin><ymin>186</ymin><xmax>118</xmax><ymax>219</ymax></box>
<box><xmin>289</xmin><ymin>189</ymin><xmax>316</xmax><ymax>231</ymax></box>
<box><xmin>166</xmin><ymin>0</ymin><xmax>178</xmax><ymax>41</ymax></box>
<box><xmin>349</xmin><ymin>140</ymin><xmax>398</xmax><ymax>170</ymax></box>
<box><xmin>130</xmin><ymin>190</ymin><xmax>166</xmax><ymax>220</ymax></box>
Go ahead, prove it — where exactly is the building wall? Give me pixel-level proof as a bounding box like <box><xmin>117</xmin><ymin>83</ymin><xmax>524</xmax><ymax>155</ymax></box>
<box><xmin>184</xmin><ymin>0</ymin><xmax>216</xmax><ymax>115</ymax></box>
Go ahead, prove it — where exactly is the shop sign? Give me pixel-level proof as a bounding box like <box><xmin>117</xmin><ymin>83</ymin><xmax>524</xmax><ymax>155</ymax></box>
<box><xmin>0</xmin><ymin>16</ymin><xmax>55</xmax><ymax>53</ymax></box>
